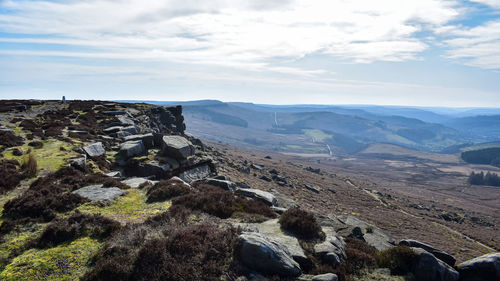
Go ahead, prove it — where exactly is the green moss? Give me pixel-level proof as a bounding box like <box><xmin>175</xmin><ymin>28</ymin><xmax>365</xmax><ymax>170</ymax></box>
<box><xmin>0</xmin><ymin>222</ymin><xmax>46</xmax><ymax>272</ymax></box>
<box><xmin>0</xmin><ymin>237</ymin><xmax>102</xmax><ymax>281</ymax></box>
<box><xmin>77</xmin><ymin>189</ymin><xmax>171</xmax><ymax>224</ymax></box>
<box><xmin>3</xmin><ymin>139</ymin><xmax>78</xmax><ymax>172</ymax></box>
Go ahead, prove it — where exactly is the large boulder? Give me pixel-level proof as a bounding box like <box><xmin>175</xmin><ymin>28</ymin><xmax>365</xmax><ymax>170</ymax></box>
<box><xmin>161</xmin><ymin>135</ymin><xmax>195</xmax><ymax>160</ymax></box>
<box><xmin>119</xmin><ymin>140</ymin><xmax>146</xmax><ymax>159</ymax></box>
<box><xmin>235</xmin><ymin>188</ymin><xmax>277</xmax><ymax>206</ymax></box>
<box><xmin>72</xmin><ymin>185</ymin><xmax>125</xmax><ymax>203</ymax></box>
<box><xmin>457</xmin><ymin>252</ymin><xmax>500</xmax><ymax>281</ymax></box>
<box><xmin>252</xmin><ymin>219</ymin><xmax>309</xmax><ymax>268</ymax></box>
<box><xmin>329</xmin><ymin>214</ymin><xmax>395</xmax><ymax>251</ymax></box>
<box><xmin>238</xmin><ymin>232</ymin><xmax>301</xmax><ymax>277</ymax></box>
<box><xmin>178</xmin><ymin>164</ymin><xmax>212</xmax><ymax>183</ymax></box>
<box><xmin>399</xmin><ymin>239</ymin><xmax>456</xmax><ymax>266</ymax></box>
<box><xmin>412</xmin><ymin>248</ymin><xmax>459</xmax><ymax>281</ymax></box>
<box><xmin>83</xmin><ymin>142</ymin><xmax>105</xmax><ymax>158</ymax></box>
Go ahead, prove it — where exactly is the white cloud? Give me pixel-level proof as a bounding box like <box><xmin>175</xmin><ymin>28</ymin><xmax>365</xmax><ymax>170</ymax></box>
<box><xmin>470</xmin><ymin>0</ymin><xmax>500</xmax><ymax>8</ymax></box>
<box><xmin>441</xmin><ymin>20</ymin><xmax>500</xmax><ymax>69</ymax></box>
<box><xmin>0</xmin><ymin>0</ymin><xmax>460</xmax><ymax>72</ymax></box>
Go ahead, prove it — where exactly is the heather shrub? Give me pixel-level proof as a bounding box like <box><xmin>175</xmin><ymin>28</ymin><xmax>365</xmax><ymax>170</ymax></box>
<box><xmin>0</xmin><ymin>131</ymin><xmax>23</xmax><ymax>147</ymax></box>
<box><xmin>146</xmin><ymin>179</ymin><xmax>191</xmax><ymax>203</ymax></box>
<box><xmin>32</xmin><ymin>211</ymin><xmax>121</xmax><ymax>248</ymax></box>
<box><xmin>2</xmin><ymin>166</ymin><xmax>127</xmax><ymax>221</ymax></box>
<box><xmin>172</xmin><ymin>184</ymin><xmax>276</xmax><ymax>219</ymax></box>
<box><xmin>376</xmin><ymin>246</ymin><xmax>418</xmax><ymax>275</ymax></box>
<box><xmin>27</xmin><ymin>140</ymin><xmax>43</xmax><ymax>149</ymax></box>
<box><xmin>0</xmin><ymin>159</ymin><xmax>24</xmax><ymax>194</ymax></box>
<box><xmin>343</xmin><ymin>238</ymin><xmax>377</xmax><ymax>275</ymax></box>
<box><xmin>278</xmin><ymin>208</ymin><xmax>322</xmax><ymax>240</ymax></box>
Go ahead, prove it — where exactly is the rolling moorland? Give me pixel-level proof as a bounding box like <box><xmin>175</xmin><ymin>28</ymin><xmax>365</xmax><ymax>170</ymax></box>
<box><xmin>123</xmin><ymin>100</ymin><xmax>500</xmax><ymax>156</ymax></box>
<box><xmin>0</xmin><ymin>99</ymin><xmax>498</xmax><ymax>281</ymax></box>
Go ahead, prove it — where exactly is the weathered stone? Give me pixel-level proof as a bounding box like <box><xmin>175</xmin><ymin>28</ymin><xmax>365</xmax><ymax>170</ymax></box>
<box><xmin>399</xmin><ymin>239</ymin><xmax>456</xmax><ymax>266</ymax></box>
<box><xmin>121</xmin><ymin>125</ymin><xmax>138</xmax><ymax>135</ymax></box>
<box><xmin>83</xmin><ymin>142</ymin><xmax>105</xmax><ymax>158</ymax></box>
<box><xmin>119</xmin><ymin>140</ymin><xmax>145</xmax><ymax>159</ymax></box>
<box><xmin>72</xmin><ymin>185</ymin><xmax>125</xmax><ymax>203</ymax></box>
<box><xmin>314</xmin><ymin>226</ymin><xmax>345</xmax><ymax>265</ymax></box>
<box><xmin>330</xmin><ymin>215</ymin><xmax>395</xmax><ymax>251</ymax></box>
<box><xmin>131</xmin><ymin>160</ymin><xmax>171</xmax><ymax>178</ymax></box>
<box><xmin>235</xmin><ymin>188</ymin><xmax>277</xmax><ymax>206</ymax></box>
<box><xmin>252</xmin><ymin>219</ymin><xmax>309</xmax><ymax>268</ymax></box>
<box><xmin>238</xmin><ymin>232</ymin><xmax>301</xmax><ymax>277</ymax></box>
<box><xmin>457</xmin><ymin>252</ymin><xmax>500</xmax><ymax>281</ymax></box>
<box><xmin>121</xmin><ymin>177</ymin><xmax>157</xmax><ymax>188</ymax></box>
<box><xmin>117</xmin><ymin>115</ymin><xmax>135</xmax><ymax>126</ymax></box>
<box><xmin>103</xmin><ymin>126</ymin><xmax>123</xmax><ymax>134</ymax></box>
<box><xmin>70</xmin><ymin>157</ymin><xmax>87</xmax><ymax>170</ymax></box>
<box><xmin>304</xmin><ymin>184</ymin><xmax>320</xmax><ymax>193</ymax></box>
<box><xmin>312</xmin><ymin>273</ymin><xmax>338</xmax><ymax>281</ymax></box>
<box><xmin>161</xmin><ymin>135</ymin><xmax>195</xmax><ymax>160</ymax></box>
<box><xmin>105</xmin><ymin>171</ymin><xmax>122</xmax><ymax>178</ymax></box>
<box><xmin>103</xmin><ymin>111</ymin><xmax>127</xmax><ymax>116</ymax></box>
<box><xmin>206</xmin><ymin>178</ymin><xmax>237</xmax><ymax>191</ymax></box>
<box><xmin>251</xmin><ymin>164</ymin><xmax>264</xmax><ymax>170</ymax></box>
<box><xmin>124</xmin><ymin>133</ymin><xmax>154</xmax><ymax>149</ymax></box>
<box><xmin>178</xmin><ymin>164</ymin><xmax>212</xmax><ymax>183</ymax></box>
<box><xmin>412</xmin><ymin>248</ymin><xmax>459</xmax><ymax>281</ymax></box>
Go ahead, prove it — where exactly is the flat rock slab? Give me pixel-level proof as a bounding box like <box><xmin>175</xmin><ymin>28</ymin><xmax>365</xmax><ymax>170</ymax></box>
<box><xmin>312</xmin><ymin>273</ymin><xmax>338</xmax><ymax>281</ymax></box>
<box><xmin>124</xmin><ymin>133</ymin><xmax>154</xmax><ymax>148</ymax></box>
<box><xmin>206</xmin><ymin>178</ymin><xmax>237</xmax><ymax>191</ymax></box>
<box><xmin>235</xmin><ymin>188</ymin><xmax>277</xmax><ymax>206</ymax></box>
<box><xmin>121</xmin><ymin>177</ymin><xmax>157</xmax><ymax>188</ymax></box>
<box><xmin>83</xmin><ymin>142</ymin><xmax>105</xmax><ymax>158</ymax></box>
<box><xmin>179</xmin><ymin>164</ymin><xmax>211</xmax><ymax>183</ymax></box>
<box><xmin>72</xmin><ymin>185</ymin><xmax>125</xmax><ymax>203</ymax></box>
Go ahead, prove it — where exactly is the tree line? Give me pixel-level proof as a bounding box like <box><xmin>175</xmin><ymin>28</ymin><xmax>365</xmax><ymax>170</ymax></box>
<box><xmin>468</xmin><ymin>171</ymin><xmax>500</xmax><ymax>186</ymax></box>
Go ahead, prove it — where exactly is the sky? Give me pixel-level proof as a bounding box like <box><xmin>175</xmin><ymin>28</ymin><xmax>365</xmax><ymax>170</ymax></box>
<box><xmin>0</xmin><ymin>0</ymin><xmax>499</xmax><ymax>107</ymax></box>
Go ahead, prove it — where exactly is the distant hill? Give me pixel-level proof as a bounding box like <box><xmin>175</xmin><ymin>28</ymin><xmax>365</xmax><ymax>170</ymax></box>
<box><xmin>120</xmin><ymin>100</ymin><xmax>500</xmax><ymax>156</ymax></box>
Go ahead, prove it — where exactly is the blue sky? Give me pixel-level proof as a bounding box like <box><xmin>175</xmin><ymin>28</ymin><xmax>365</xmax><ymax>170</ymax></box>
<box><xmin>0</xmin><ymin>0</ymin><xmax>499</xmax><ymax>107</ymax></box>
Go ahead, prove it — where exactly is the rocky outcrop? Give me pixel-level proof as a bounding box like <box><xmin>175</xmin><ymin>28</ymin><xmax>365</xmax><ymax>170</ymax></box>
<box><xmin>412</xmin><ymin>248</ymin><xmax>459</xmax><ymax>281</ymax></box>
<box><xmin>124</xmin><ymin>133</ymin><xmax>154</xmax><ymax>149</ymax></box>
<box><xmin>83</xmin><ymin>142</ymin><xmax>105</xmax><ymax>158</ymax></box>
<box><xmin>72</xmin><ymin>184</ymin><xmax>125</xmax><ymax>203</ymax></box>
<box><xmin>457</xmin><ymin>252</ymin><xmax>500</xmax><ymax>281</ymax></box>
<box><xmin>399</xmin><ymin>239</ymin><xmax>456</xmax><ymax>266</ymax></box>
<box><xmin>121</xmin><ymin>177</ymin><xmax>158</xmax><ymax>188</ymax></box>
<box><xmin>238</xmin><ymin>232</ymin><xmax>302</xmax><ymax>277</ymax></box>
<box><xmin>206</xmin><ymin>178</ymin><xmax>237</xmax><ymax>191</ymax></box>
<box><xmin>329</xmin><ymin>214</ymin><xmax>395</xmax><ymax>251</ymax></box>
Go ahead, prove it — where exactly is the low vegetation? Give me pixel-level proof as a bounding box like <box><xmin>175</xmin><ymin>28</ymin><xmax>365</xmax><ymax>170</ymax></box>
<box><xmin>81</xmin><ymin>206</ymin><xmax>241</xmax><ymax>281</ymax></box>
<box><xmin>31</xmin><ymin>212</ymin><xmax>120</xmax><ymax>248</ymax></box>
<box><xmin>2</xmin><ymin>166</ymin><xmax>128</xmax><ymax>221</ymax></box>
<box><xmin>172</xmin><ymin>183</ymin><xmax>276</xmax><ymax>220</ymax></box>
<box><xmin>0</xmin><ymin>160</ymin><xmax>24</xmax><ymax>194</ymax></box>
<box><xmin>146</xmin><ymin>178</ymin><xmax>191</xmax><ymax>203</ymax></box>
<box><xmin>278</xmin><ymin>208</ymin><xmax>323</xmax><ymax>240</ymax></box>
<box><xmin>376</xmin><ymin>246</ymin><xmax>418</xmax><ymax>275</ymax></box>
